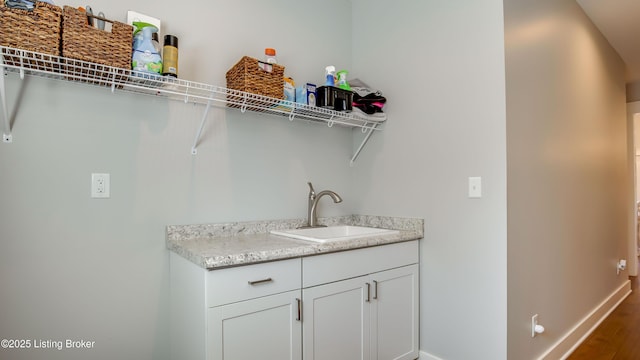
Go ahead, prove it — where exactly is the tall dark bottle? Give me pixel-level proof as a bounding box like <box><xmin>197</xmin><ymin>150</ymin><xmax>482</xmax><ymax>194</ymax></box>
<box><xmin>162</xmin><ymin>35</ymin><xmax>179</xmax><ymax>77</ymax></box>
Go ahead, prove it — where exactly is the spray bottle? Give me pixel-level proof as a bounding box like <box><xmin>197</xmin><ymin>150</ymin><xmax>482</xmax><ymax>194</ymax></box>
<box><xmin>336</xmin><ymin>70</ymin><xmax>351</xmax><ymax>91</ymax></box>
<box><xmin>131</xmin><ymin>22</ymin><xmax>162</xmax><ymax>75</ymax></box>
<box><xmin>325</xmin><ymin>66</ymin><xmax>336</xmax><ymax>86</ymax></box>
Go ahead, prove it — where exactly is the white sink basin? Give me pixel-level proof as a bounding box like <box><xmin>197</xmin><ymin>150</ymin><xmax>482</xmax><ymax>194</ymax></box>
<box><xmin>270</xmin><ymin>225</ymin><xmax>399</xmax><ymax>243</ymax></box>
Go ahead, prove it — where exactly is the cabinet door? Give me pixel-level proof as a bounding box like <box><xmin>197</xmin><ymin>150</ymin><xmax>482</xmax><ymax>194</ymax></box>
<box><xmin>370</xmin><ymin>264</ymin><xmax>419</xmax><ymax>360</ymax></box>
<box><xmin>303</xmin><ymin>276</ymin><xmax>370</xmax><ymax>360</ymax></box>
<box><xmin>208</xmin><ymin>290</ymin><xmax>302</xmax><ymax>360</ymax></box>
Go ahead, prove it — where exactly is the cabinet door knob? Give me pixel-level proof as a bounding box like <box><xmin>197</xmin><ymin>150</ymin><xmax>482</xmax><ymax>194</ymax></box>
<box><xmin>247</xmin><ymin>277</ymin><xmax>273</xmax><ymax>285</ymax></box>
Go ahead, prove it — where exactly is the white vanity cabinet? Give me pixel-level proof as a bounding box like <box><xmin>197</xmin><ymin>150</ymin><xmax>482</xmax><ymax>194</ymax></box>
<box><xmin>370</xmin><ymin>265</ymin><xmax>420</xmax><ymax>360</ymax></box>
<box><xmin>301</xmin><ymin>241</ymin><xmax>419</xmax><ymax>360</ymax></box>
<box><xmin>302</xmin><ymin>275</ymin><xmax>370</xmax><ymax>359</ymax></box>
<box><xmin>170</xmin><ymin>253</ymin><xmax>302</xmax><ymax>360</ymax></box>
<box><xmin>208</xmin><ymin>290</ymin><xmax>302</xmax><ymax>360</ymax></box>
<box><xmin>170</xmin><ymin>239</ymin><xmax>419</xmax><ymax>360</ymax></box>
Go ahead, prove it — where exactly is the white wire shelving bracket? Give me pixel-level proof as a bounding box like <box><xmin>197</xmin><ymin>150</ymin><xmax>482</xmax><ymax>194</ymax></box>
<box><xmin>0</xmin><ymin>46</ymin><xmax>386</xmax><ymax>161</ymax></box>
<box><xmin>351</xmin><ymin>123</ymin><xmax>378</xmax><ymax>166</ymax></box>
<box><xmin>1</xmin><ymin>51</ymin><xmax>12</xmax><ymax>143</ymax></box>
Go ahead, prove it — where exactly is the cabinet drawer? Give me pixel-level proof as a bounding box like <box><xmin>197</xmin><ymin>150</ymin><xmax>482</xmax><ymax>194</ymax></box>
<box><xmin>206</xmin><ymin>258</ymin><xmax>301</xmax><ymax>307</ymax></box>
<box><xmin>302</xmin><ymin>240</ymin><xmax>419</xmax><ymax>288</ymax></box>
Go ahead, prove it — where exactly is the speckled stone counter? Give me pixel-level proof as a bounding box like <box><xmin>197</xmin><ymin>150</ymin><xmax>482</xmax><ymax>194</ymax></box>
<box><xmin>167</xmin><ymin>215</ymin><xmax>423</xmax><ymax>270</ymax></box>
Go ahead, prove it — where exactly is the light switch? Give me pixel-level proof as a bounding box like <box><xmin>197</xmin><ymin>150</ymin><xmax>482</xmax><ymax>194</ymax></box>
<box><xmin>468</xmin><ymin>177</ymin><xmax>482</xmax><ymax>198</ymax></box>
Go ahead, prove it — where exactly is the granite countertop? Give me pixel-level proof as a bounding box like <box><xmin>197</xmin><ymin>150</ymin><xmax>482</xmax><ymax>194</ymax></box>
<box><xmin>167</xmin><ymin>215</ymin><xmax>424</xmax><ymax>270</ymax></box>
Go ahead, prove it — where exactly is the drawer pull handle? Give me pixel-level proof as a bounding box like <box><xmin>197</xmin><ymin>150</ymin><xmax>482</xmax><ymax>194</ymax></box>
<box><xmin>296</xmin><ymin>298</ymin><xmax>302</xmax><ymax>321</ymax></box>
<box><xmin>247</xmin><ymin>278</ymin><xmax>273</xmax><ymax>286</ymax></box>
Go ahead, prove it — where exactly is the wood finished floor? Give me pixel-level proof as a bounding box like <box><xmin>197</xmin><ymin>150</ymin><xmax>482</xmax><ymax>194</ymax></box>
<box><xmin>567</xmin><ymin>265</ymin><xmax>640</xmax><ymax>360</ymax></box>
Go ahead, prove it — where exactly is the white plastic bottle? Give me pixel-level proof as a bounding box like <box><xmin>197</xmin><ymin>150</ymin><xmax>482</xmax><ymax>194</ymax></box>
<box><xmin>265</xmin><ymin>48</ymin><xmax>277</xmax><ymax>64</ymax></box>
<box><xmin>325</xmin><ymin>66</ymin><xmax>336</xmax><ymax>86</ymax></box>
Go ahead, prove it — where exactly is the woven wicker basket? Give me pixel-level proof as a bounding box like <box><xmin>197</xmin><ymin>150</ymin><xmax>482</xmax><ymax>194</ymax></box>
<box><xmin>226</xmin><ymin>56</ymin><xmax>285</xmax><ymax>99</ymax></box>
<box><xmin>0</xmin><ymin>0</ymin><xmax>62</xmax><ymax>55</ymax></box>
<box><xmin>61</xmin><ymin>6</ymin><xmax>132</xmax><ymax>69</ymax></box>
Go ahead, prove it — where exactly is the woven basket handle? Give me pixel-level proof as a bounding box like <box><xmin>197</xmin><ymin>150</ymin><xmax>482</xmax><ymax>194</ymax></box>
<box><xmin>86</xmin><ymin>12</ymin><xmax>113</xmax><ymax>25</ymax></box>
<box><xmin>73</xmin><ymin>6</ymin><xmax>129</xmax><ymax>34</ymax></box>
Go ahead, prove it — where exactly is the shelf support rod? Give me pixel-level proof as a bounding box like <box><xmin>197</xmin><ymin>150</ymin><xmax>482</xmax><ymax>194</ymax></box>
<box><xmin>350</xmin><ymin>124</ymin><xmax>378</xmax><ymax>167</ymax></box>
<box><xmin>240</xmin><ymin>95</ymin><xmax>247</xmax><ymax>113</ymax></box>
<box><xmin>184</xmin><ymin>86</ymin><xmax>190</xmax><ymax>104</ymax></box>
<box><xmin>110</xmin><ymin>68</ymin><xmax>117</xmax><ymax>93</ymax></box>
<box><xmin>19</xmin><ymin>50</ymin><xmax>24</xmax><ymax>80</ymax></box>
<box><xmin>191</xmin><ymin>100</ymin><xmax>212</xmax><ymax>155</ymax></box>
<box><xmin>1</xmin><ymin>54</ymin><xmax>12</xmax><ymax>143</ymax></box>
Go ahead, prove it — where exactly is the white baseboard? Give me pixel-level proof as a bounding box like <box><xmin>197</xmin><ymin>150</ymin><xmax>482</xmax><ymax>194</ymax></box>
<box><xmin>419</xmin><ymin>281</ymin><xmax>631</xmax><ymax>360</ymax></box>
<box><xmin>538</xmin><ymin>280</ymin><xmax>632</xmax><ymax>360</ymax></box>
<box><xmin>419</xmin><ymin>350</ymin><xmax>444</xmax><ymax>360</ymax></box>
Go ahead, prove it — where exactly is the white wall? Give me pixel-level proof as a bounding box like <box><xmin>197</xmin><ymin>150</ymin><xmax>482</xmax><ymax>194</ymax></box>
<box><xmin>505</xmin><ymin>0</ymin><xmax>629</xmax><ymax>358</ymax></box>
<box><xmin>633</xmin><ymin>110</ymin><xmax>640</xmax><ymax>204</ymax></box>
<box><xmin>351</xmin><ymin>1</ymin><xmax>508</xmax><ymax>359</ymax></box>
<box><xmin>633</xmin><ymin>109</ymin><xmax>640</xmax><ymax>267</ymax></box>
<box><xmin>630</xmin><ymin>102</ymin><xmax>640</xmax><ymax>274</ymax></box>
<box><xmin>4</xmin><ymin>1</ymin><xmax>511</xmax><ymax>358</ymax></box>
<box><xmin>0</xmin><ymin>1</ymin><xmax>355</xmax><ymax>359</ymax></box>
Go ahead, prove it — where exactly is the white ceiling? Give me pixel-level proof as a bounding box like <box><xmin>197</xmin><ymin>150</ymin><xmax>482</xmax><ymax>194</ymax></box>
<box><xmin>576</xmin><ymin>0</ymin><xmax>640</xmax><ymax>84</ymax></box>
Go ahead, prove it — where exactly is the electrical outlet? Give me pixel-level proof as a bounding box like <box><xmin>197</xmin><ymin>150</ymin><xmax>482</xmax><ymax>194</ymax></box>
<box><xmin>126</xmin><ymin>11</ymin><xmax>161</xmax><ymax>32</ymax></box>
<box><xmin>531</xmin><ymin>314</ymin><xmax>545</xmax><ymax>337</ymax></box>
<box><xmin>91</xmin><ymin>173</ymin><xmax>110</xmax><ymax>198</ymax></box>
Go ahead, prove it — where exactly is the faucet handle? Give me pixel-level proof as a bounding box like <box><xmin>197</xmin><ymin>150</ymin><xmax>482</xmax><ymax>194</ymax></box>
<box><xmin>307</xmin><ymin>182</ymin><xmax>316</xmax><ymax>198</ymax></box>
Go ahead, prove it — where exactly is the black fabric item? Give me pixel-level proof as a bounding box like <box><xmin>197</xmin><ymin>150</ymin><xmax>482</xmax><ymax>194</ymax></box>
<box><xmin>352</xmin><ymin>92</ymin><xmax>386</xmax><ymax>114</ymax></box>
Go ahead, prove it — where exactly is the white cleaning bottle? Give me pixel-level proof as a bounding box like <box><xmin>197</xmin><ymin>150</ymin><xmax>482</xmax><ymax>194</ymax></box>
<box><xmin>132</xmin><ymin>24</ymin><xmax>162</xmax><ymax>75</ymax></box>
<box><xmin>325</xmin><ymin>66</ymin><xmax>336</xmax><ymax>86</ymax></box>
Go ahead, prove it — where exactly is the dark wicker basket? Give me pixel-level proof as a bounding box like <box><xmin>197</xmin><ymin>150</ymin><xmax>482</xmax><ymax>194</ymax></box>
<box><xmin>226</xmin><ymin>56</ymin><xmax>285</xmax><ymax>99</ymax></box>
<box><xmin>61</xmin><ymin>6</ymin><xmax>132</xmax><ymax>69</ymax></box>
<box><xmin>0</xmin><ymin>0</ymin><xmax>62</xmax><ymax>55</ymax></box>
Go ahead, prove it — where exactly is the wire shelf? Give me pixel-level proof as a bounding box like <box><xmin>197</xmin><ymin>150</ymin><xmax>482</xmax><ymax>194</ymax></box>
<box><xmin>0</xmin><ymin>46</ymin><xmax>385</xmax><ymax>131</ymax></box>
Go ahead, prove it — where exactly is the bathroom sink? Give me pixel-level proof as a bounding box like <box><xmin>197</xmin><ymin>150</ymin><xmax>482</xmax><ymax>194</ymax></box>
<box><xmin>270</xmin><ymin>225</ymin><xmax>399</xmax><ymax>243</ymax></box>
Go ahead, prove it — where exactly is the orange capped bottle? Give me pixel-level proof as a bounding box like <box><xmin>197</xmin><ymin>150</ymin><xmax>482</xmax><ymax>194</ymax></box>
<box><xmin>265</xmin><ymin>48</ymin><xmax>277</xmax><ymax>64</ymax></box>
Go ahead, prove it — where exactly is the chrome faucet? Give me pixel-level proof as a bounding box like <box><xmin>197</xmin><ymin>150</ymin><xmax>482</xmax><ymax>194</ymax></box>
<box><xmin>304</xmin><ymin>182</ymin><xmax>342</xmax><ymax>228</ymax></box>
